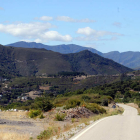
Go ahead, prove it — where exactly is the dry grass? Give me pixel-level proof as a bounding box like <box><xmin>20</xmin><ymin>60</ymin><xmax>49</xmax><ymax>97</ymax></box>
<box><xmin>126</xmin><ymin>103</ymin><xmax>138</xmax><ymax>108</ymax></box>
<box><xmin>0</xmin><ymin>132</ymin><xmax>30</xmax><ymax>140</ymax></box>
<box><xmin>0</xmin><ymin>106</ymin><xmax>124</xmax><ymax>140</ymax></box>
<box><xmin>63</xmin><ymin>123</ymin><xmax>72</xmax><ymax>132</ymax></box>
<box><xmin>39</xmin><ymin>85</ymin><xmax>51</xmax><ymax>90</ymax></box>
<box><xmin>0</xmin><ymin>125</ymin><xmax>21</xmax><ymax>130</ymax></box>
<box><xmin>0</xmin><ymin>112</ymin><xmax>27</xmax><ymax>120</ymax></box>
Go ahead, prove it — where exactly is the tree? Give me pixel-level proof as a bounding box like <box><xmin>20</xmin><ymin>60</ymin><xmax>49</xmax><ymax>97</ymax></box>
<box><xmin>34</xmin><ymin>97</ymin><xmax>54</xmax><ymax>112</ymax></box>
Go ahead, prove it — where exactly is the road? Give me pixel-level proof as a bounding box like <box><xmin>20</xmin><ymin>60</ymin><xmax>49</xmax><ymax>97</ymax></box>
<box><xmin>70</xmin><ymin>104</ymin><xmax>140</xmax><ymax>140</ymax></box>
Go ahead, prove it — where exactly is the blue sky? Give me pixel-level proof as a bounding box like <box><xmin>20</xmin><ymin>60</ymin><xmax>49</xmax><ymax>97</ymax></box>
<box><xmin>0</xmin><ymin>0</ymin><xmax>140</xmax><ymax>53</ymax></box>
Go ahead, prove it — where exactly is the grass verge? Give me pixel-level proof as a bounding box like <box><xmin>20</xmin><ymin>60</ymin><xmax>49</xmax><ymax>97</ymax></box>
<box><xmin>37</xmin><ymin>106</ymin><xmax>123</xmax><ymax>140</ymax></box>
<box><xmin>0</xmin><ymin>132</ymin><xmax>30</xmax><ymax>140</ymax></box>
<box><xmin>126</xmin><ymin>103</ymin><xmax>140</xmax><ymax>115</ymax></box>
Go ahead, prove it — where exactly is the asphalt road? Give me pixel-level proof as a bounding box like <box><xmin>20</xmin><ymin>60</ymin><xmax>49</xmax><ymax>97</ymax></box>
<box><xmin>70</xmin><ymin>104</ymin><xmax>140</xmax><ymax>140</ymax></box>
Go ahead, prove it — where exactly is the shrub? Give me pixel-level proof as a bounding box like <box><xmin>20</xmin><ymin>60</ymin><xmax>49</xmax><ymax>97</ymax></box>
<box><xmin>134</xmin><ymin>85</ymin><xmax>140</xmax><ymax>91</ymax></box>
<box><xmin>55</xmin><ymin>113</ymin><xmax>66</xmax><ymax>121</ymax></box>
<box><xmin>37</xmin><ymin>128</ymin><xmax>53</xmax><ymax>139</ymax></box>
<box><xmin>28</xmin><ymin>109</ymin><xmax>41</xmax><ymax>118</ymax></box>
<box><xmin>81</xmin><ymin>95</ymin><xmax>91</xmax><ymax>101</ymax></box>
<box><xmin>37</xmin><ymin>126</ymin><xmax>60</xmax><ymax>140</ymax></box>
<box><xmin>64</xmin><ymin>99</ymin><xmax>81</xmax><ymax>109</ymax></box>
<box><xmin>21</xmin><ymin>106</ymin><xmax>30</xmax><ymax>110</ymax></box>
<box><xmin>71</xmin><ymin>118</ymin><xmax>76</xmax><ymax>123</ymax></box>
<box><xmin>39</xmin><ymin>113</ymin><xmax>45</xmax><ymax>119</ymax></box>
<box><xmin>101</xmin><ymin>98</ymin><xmax>108</xmax><ymax>106</ymax></box>
<box><xmin>106</xmin><ymin>96</ymin><xmax>113</xmax><ymax>103</ymax></box>
<box><xmin>35</xmin><ymin>97</ymin><xmax>54</xmax><ymax>112</ymax></box>
<box><xmin>137</xmin><ymin>101</ymin><xmax>140</xmax><ymax>108</ymax></box>
<box><xmin>89</xmin><ymin>98</ymin><xmax>102</xmax><ymax>104</ymax></box>
<box><xmin>85</xmin><ymin>103</ymin><xmax>106</xmax><ymax>114</ymax></box>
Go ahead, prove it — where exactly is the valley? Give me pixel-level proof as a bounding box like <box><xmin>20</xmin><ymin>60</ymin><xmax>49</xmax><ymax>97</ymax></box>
<box><xmin>1</xmin><ymin>1</ymin><xmax>140</xmax><ymax>139</ymax></box>
<box><xmin>0</xmin><ymin>43</ymin><xmax>139</xmax><ymax>140</ymax></box>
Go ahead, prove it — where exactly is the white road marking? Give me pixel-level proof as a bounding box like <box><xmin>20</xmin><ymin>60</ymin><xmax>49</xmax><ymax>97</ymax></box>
<box><xmin>70</xmin><ymin>116</ymin><xmax>110</xmax><ymax>140</ymax></box>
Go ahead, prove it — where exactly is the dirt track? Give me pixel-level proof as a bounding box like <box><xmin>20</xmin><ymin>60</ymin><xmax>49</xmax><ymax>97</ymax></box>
<box><xmin>0</xmin><ymin>112</ymin><xmax>44</xmax><ymax>138</ymax></box>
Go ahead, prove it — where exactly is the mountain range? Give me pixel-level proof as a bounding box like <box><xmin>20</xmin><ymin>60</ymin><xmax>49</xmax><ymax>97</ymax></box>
<box><xmin>0</xmin><ymin>44</ymin><xmax>132</xmax><ymax>77</ymax></box>
<box><xmin>7</xmin><ymin>41</ymin><xmax>140</xmax><ymax>69</ymax></box>
<box><xmin>7</xmin><ymin>41</ymin><xmax>102</xmax><ymax>55</ymax></box>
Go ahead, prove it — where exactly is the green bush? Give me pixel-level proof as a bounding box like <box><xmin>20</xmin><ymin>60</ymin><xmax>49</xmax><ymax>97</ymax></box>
<box><xmin>85</xmin><ymin>103</ymin><xmax>106</xmax><ymax>114</ymax></box>
<box><xmin>101</xmin><ymin>98</ymin><xmax>108</xmax><ymax>106</ymax></box>
<box><xmin>37</xmin><ymin>126</ymin><xmax>59</xmax><ymax>140</ymax></box>
<box><xmin>28</xmin><ymin>110</ymin><xmax>41</xmax><ymax>118</ymax></box>
<box><xmin>34</xmin><ymin>97</ymin><xmax>54</xmax><ymax>112</ymax></box>
<box><xmin>37</xmin><ymin>129</ymin><xmax>53</xmax><ymax>139</ymax></box>
<box><xmin>137</xmin><ymin>101</ymin><xmax>140</xmax><ymax>108</ymax></box>
<box><xmin>39</xmin><ymin>113</ymin><xmax>45</xmax><ymax>119</ymax></box>
<box><xmin>89</xmin><ymin>98</ymin><xmax>102</xmax><ymax>104</ymax></box>
<box><xmin>55</xmin><ymin>113</ymin><xmax>66</xmax><ymax>121</ymax></box>
<box><xmin>64</xmin><ymin>99</ymin><xmax>81</xmax><ymax>109</ymax></box>
<box><xmin>114</xmin><ymin>98</ymin><xmax>123</xmax><ymax>103</ymax></box>
<box><xmin>81</xmin><ymin>95</ymin><xmax>91</xmax><ymax>101</ymax></box>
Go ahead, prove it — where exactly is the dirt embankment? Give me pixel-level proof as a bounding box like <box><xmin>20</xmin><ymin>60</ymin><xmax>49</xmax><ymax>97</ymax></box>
<box><xmin>59</xmin><ymin>107</ymin><xmax>94</xmax><ymax>121</ymax></box>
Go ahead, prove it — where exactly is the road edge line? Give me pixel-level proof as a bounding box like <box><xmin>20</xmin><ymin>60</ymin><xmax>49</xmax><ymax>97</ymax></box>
<box><xmin>69</xmin><ymin>116</ymin><xmax>111</xmax><ymax>140</ymax></box>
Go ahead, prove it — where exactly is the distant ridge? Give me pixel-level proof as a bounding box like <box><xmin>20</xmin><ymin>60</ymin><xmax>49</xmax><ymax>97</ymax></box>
<box><xmin>103</xmin><ymin>51</ymin><xmax>140</xmax><ymax>69</ymax></box>
<box><xmin>7</xmin><ymin>41</ymin><xmax>102</xmax><ymax>55</ymax></box>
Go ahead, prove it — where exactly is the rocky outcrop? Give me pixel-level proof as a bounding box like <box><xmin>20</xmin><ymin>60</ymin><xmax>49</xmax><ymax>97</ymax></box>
<box><xmin>59</xmin><ymin>107</ymin><xmax>94</xmax><ymax>121</ymax></box>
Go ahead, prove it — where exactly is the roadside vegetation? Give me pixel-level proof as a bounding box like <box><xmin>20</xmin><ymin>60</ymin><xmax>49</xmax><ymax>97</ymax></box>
<box><xmin>37</xmin><ymin>106</ymin><xmax>123</xmax><ymax>140</ymax></box>
<box><xmin>0</xmin><ymin>71</ymin><xmax>140</xmax><ymax>139</ymax></box>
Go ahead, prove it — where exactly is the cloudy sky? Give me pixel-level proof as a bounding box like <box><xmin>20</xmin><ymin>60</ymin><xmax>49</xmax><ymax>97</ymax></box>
<box><xmin>0</xmin><ymin>0</ymin><xmax>140</xmax><ymax>53</ymax></box>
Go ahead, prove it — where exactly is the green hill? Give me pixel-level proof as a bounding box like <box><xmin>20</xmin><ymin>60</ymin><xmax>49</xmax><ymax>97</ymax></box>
<box><xmin>7</xmin><ymin>41</ymin><xmax>140</xmax><ymax>69</ymax></box>
<box><xmin>65</xmin><ymin>50</ymin><xmax>133</xmax><ymax>75</ymax></box>
<box><xmin>0</xmin><ymin>44</ymin><xmax>132</xmax><ymax>77</ymax></box>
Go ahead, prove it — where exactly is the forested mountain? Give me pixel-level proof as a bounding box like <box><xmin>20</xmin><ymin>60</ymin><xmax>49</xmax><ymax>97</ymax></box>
<box><xmin>7</xmin><ymin>41</ymin><xmax>140</xmax><ymax>69</ymax></box>
<box><xmin>0</xmin><ymin>44</ymin><xmax>132</xmax><ymax>77</ymax></box>
<box><xmin>65</xmin><ymin>50</ymin><xmax>132</xmax><ymax>75</ymax></box>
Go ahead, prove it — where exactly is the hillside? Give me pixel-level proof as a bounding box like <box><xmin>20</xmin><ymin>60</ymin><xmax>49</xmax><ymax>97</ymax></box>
<box><xmin>0</xmin><ymin>44</ymin><xmax>132</xmax><ymax>77</ymax></box>
<box><xmin>65</xmin><ymin>50</ymin><xmax>132</xmax><ymax>75</ymax></box>
<box><xmin>0</xmin><ymin>45</ymin><xmax>20</xmax><ymax>78</ymax></box>
<box><xmin>7</xmin><ymin>41</ymin><xmax>140</xmax><ymax>69</ymax></box>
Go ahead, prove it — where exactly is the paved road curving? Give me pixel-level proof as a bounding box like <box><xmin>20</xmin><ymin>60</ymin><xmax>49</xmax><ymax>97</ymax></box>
<box><xmin>70</xmin><ymin>104</ymin><xmax>140</xmax><ymax>140</ymax></box>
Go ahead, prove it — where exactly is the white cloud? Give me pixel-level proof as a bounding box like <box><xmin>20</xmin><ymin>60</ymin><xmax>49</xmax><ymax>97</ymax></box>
<box><xmin>76</xmin><ymin>27</ymin><xmax>123</xmax><ymax>41</ymax></box>
<box><xmin>56</xmin><ymin>16</ymin><xmax>74</xmax><ymax>22</ymax></box>
<box><xmin>34</xmin><ymin>39</ymin><xmax>42</xmax><ymax>43</ymax></box>
<box><xmin>75</xmin><ymin>36</ymin><xmax>98</xmax><ymax>41</ymax></box>
<box><xmin>20</xmin><ymin>39</ymin><xmax>33</xmax><ymax>42</ymax></box>
<box><xmin>56</xmin><ymin>16</ymin><xmax>95</xmax><ymax>23</ymax></box>
<box><xmin>0</xmin><ymin>22</ymin><xmax>72</xmax><ymax>42</ymax></box>
<box><xmin>78</xmin><ymin>18</ymin><xmax>96</xmax><ymax>23</ymax></box>
<box><xmin>0</xmin><ymin>7</ymin><xmax>4</xmax><ymax>10</ymax></box>
<box><xmin>0</xmin><ymin>22</ymin><xmax>53</xmax><ymax>37</ymax></box>
<box><xmin>84</xmin><ymin>43</ymin><xmax>97</xmax><ymax>48</ymax></box>
<box><xmin>35</xmin><ymin>16</ymin><xmax>53</xmax><ymax>21</ymax></box>
<box><xmin>113</xmin><ymin>22</ymin><xmax>122</xmax><ymax>28</ymax></box>
<box><xmin>84</xmin><ymin>42</ymin><xmax>105</xmax><ymax>49</ymax></box>
<box><xmin>38</xmin><ymin>31</ymin><xmax>72</xmax><ymax>42</ymax></box>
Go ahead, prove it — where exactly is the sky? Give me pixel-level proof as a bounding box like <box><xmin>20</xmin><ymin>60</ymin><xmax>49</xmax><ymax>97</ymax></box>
<box><xmin>0</xmin><ymin>0</ymin><xmax>140</xmax><ymax>53</ymax></box>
